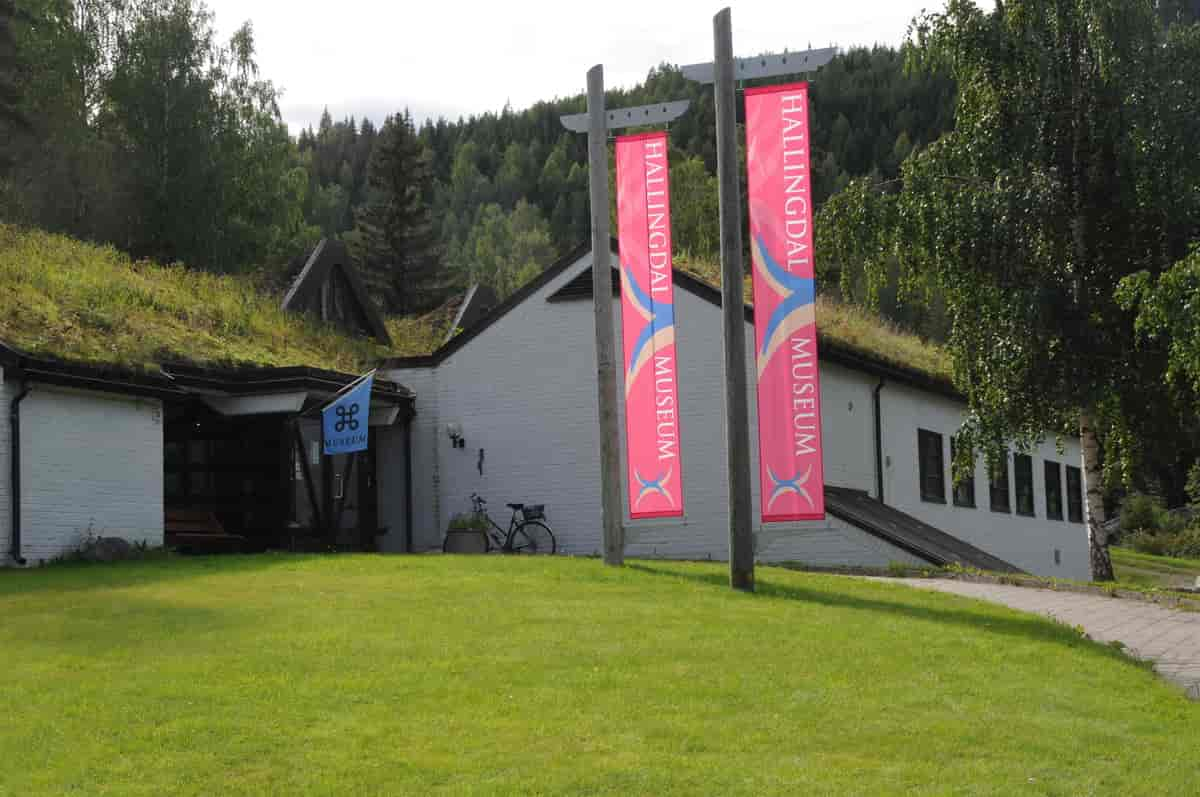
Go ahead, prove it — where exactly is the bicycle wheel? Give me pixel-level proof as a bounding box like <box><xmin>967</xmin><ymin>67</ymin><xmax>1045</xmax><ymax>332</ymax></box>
<box><xmin>510</xmin><ymin>521</ymin><xmax>556</xmax><ymax>554</ymax></box>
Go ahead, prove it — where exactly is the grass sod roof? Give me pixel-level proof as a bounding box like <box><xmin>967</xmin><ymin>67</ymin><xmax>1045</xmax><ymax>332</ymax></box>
<box><xmin>0</xmin><ymin>225</ymin><xmax>950</xmax><ymax>385</ymax></box>
<box><xmin>673</xmin><ymin>253</ymin><xmax>953</xmax><ymax>383</ymax></box>
<box><xmin>0</xmin><ymin>225</ymin><xmax>441</xmax><ymax>374</ymax></box>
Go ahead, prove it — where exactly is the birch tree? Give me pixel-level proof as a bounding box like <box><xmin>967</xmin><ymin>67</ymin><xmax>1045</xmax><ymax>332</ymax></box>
<box><xmin>819</xmin><ymin>0</ymin><xmax>1200</xmax><ymax>580</ymax></box>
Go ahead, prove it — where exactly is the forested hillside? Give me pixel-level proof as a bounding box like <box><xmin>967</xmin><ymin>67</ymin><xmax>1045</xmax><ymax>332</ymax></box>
<box><xmin>297</xmin><ymin>48</ymin><xmax>956</xmax><ymax>312</ymax></box>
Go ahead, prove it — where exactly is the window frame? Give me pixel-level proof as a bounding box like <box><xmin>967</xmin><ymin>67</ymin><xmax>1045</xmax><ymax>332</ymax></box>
<box><xmin>989</xmin><ymin>454</ymin><xmax>1011</xmax><ymax>514</ymax></box>
<box><xmin>1066</xmin><ymin>466</ymin><xmax>1084</xmax><ymax>523</ymax></box>
<box><xmin>1044</xmin><ymin>460</ymin><xmax>1064</xmax><ymax>521</ymax></box>
<box><xmin>1014</xmin><ymin>454</ymin><xmax>1035</xmax><ymax>517</ymax></box>
<box><xmin>917</xmin><ymin>428</ymin><xmax>946</xmax><ymax>504</ymax></box>
<box><xmin>950</xmin><ymin>436</ymin><xmax>976</xmax><ymax>508</ymax></box>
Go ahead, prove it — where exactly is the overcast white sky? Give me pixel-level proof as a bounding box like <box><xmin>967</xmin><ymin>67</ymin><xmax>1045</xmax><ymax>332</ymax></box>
<box><xmin>205</xmin><ymin>0</ymin><xmax>978</xmax><ymax>134</ymax></box>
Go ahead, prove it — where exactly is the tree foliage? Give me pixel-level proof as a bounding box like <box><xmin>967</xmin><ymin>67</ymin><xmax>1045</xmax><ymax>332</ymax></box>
<box><xmin>349</xmin><ymin>111</ymin><xmax>438</xmax><ymax>313</ymax></box>
<box><xmin>292</xmin><ymin>49</ymin><xmax>955</xmax><ymax>306</ymax></box>
<box><xmin>819</xmin><ymin>0</ymin><xmax>1200</xmax><ymax>579</ymax></box>
<box><xmin>1</xmin><ymin>0</ymin><xmax>315</xmax><ymax>272</ymax></box>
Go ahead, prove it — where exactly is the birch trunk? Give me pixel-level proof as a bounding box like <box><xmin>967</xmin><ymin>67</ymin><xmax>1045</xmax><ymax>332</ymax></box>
<box><xmin>1080</xmin><ymin>409</ymin><xmax>1114</xmax><ymax>581</ymax></box>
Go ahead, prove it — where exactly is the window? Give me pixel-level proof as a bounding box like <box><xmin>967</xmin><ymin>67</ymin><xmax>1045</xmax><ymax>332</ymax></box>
<box><xmin>1044</xmin><ymin>461</ymin><xmax>1063</xmax><ymax>521</ymax></box>
<box><xmin>1066</xmin><ymin>466</ymin><xmax>1084</xmax><ymax>523</ymax></box>
<box><xmin>950</xmin><ymin>436</ymin><xmax>976</xmax><ymax>508</ymax></box>
<box><xmin>918</xmin><ymin>429</ymin><xmax>946</xmax><ymax>503</ymax></box>
<box><xmin>989</xmin><ymin>455</ymin><xmax>1010</xmax><ymax>513</ymax></box>
<box><xmin>1015</xmin><ymin>454</ymin><xmax>1035</xmax><ymax>516</ymax></box>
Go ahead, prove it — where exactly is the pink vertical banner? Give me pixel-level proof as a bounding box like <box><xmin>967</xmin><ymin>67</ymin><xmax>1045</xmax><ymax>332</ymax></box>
<box><xmin>745</xmin><ymin>83</ymin><xmax>825</xmax><ymax>522</ymax></box>
<box><xmin>616</xmin><ymin>131</ymin><xmax>683</xmax><ymax>519</ymax></box>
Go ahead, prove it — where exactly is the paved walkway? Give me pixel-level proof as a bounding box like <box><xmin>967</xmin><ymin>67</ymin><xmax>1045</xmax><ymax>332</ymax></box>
<box><xmin>883</xmin><ymin>578</ymin><xmax>1200</xmax><ymax>699</ymax></box>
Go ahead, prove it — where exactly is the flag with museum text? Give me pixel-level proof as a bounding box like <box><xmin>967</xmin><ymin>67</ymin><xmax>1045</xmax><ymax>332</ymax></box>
<box><xmin>745</xmin><ymin>83</ymin><xmax>825</xmax><ymax>521</ymax></box>
<box><xmin>616</xmin><ymin>131</ymin><xmax>684</xmax><ymax>519</ymax></box>
<box><xmin>322</xmin><ymin>371</ymin><xmax>374</xmax><ymax>455</ymax></box>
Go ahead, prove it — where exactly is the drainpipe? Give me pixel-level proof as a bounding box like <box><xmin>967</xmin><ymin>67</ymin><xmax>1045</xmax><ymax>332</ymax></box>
<box><xmin>9</xmin><ymin>381</ymin><xmax>30</xmax><ymax>565</ymax></box>
<box><xmin>873</xmin><ymin>379</ymin><xmax>885</xmax><ymax>504</ymax></box>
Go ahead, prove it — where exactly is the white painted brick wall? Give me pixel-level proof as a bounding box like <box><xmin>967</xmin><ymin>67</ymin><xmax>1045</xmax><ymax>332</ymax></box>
<box><xmin>2</xmin><ymin>383</ymin><xmax>163</xmax><ymax>564</ymax></box>
<box><xmin>375</xmin><ymin>424</ymin><xmax>406</xmax><ymax>551</ymax></box>
<box><xmin>880</xmin><ymin>382</ymin><xmax>1091</xmax><ymax>580</ymax></box>
<box><xmin>385</xmin><ymin>250</ymin><xmax>1090</xmax><ymax>577</ymax></box>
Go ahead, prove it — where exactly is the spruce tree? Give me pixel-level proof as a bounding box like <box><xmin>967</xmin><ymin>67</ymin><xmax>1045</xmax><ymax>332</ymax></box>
<box><xmin>352</xmin><ymin>111</ymin><xmax>438</xmax><ymax>313</ymax></box>
<box><xmin>0</xmin><ymin>0</ymin><xmax>29</xmax><ymax>175</ymax></box>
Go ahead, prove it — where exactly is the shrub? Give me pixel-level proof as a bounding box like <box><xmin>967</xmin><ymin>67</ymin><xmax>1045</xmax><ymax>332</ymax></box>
<box><xmin>1125</xmin><ymin>530</ymin><xmax>1170</xmax><ymax>557</ymax></box>
<box><xmin>1188</xmin><ymin>463</ymin><xmax>1200</xmax><ymax>508</ymax></box>
<box><xmin>1164</xmin><ymin>529</ymin><xmax>1200</xmax><ymax>559</ymax></box>
<box><xmin>447</xmin><ymin>512</ymin><xmax>487</xmax><ymax>532</ymax></box>
<box><xmin>1126</xmin><ymin>528</ymin><xmax>1200</xmax><ymax>559</ymax></box>
<box><xmin>1120</xmin><ymin>493</ymin><xmax>1168</xmax><ymax>536</ymax></box>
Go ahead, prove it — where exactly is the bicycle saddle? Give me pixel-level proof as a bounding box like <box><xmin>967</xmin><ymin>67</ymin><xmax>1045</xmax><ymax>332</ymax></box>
<box><xmin>507</xmin><ymin>503</ymin><xmax>524</xmax><ymax>511</ymax></box>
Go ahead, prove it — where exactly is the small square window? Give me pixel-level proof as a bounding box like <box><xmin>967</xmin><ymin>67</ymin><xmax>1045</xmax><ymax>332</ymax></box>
<box><xmin>918</xmin><ymin>429</ymin><xmax>946</xmax><ymax>504</ymax></box>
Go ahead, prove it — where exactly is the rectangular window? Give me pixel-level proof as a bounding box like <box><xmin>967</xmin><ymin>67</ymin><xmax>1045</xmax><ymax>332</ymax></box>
<box><xmin>918</xmin><ymin>429</ymin><xmax>946</xmax><ymax>503</ymax></box>
<box><xmin>950</xmin><ymin>436</ymin><xmax>976</xmax><ymax>508</ymax></box>
<box><xmin>1066</xmin><ymin>466</ymin><xmax>1084</xmax><ymax>523</ymax></box>
<box><xmin>1015</xmin><ymin>454</ymin><xmax>1035</xmax><ymax>516</ymax></box>
<box><xmin>989</xmin><ymin>455</ymin><xmax>1011</xmax><ymax>513</ymax></box>
<box><xmin>1044</xmin><ymin>461</ymin><xmax>1063</xmax><ymax>521</ymax></box>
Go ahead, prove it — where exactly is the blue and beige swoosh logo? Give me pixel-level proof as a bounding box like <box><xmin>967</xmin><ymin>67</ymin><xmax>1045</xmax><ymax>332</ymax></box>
<box><xmin>753</xmin><ymin>234</ymin><xmax>815</xmax><ymax>380</ymax></box>
<box><xmin>622</xmin><ymin>261</ymin><xmax>675</xmax><ymax>396</ymax></box>
<box><xmin>766</xmin><ymin>464</ymin><xmax>815</xmax><ymax>510</ymax></box>
<box><xmin>634</xmin><ymin>465</ymin><xmax>675</xmax><ymax>508</ymax></box>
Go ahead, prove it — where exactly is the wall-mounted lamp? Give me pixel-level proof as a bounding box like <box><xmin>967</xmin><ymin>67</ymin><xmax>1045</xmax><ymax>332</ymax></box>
<box><xmin>447</xmin><ymin>422</ymin><xmax>465</xmax><ymax>449</ymax></box>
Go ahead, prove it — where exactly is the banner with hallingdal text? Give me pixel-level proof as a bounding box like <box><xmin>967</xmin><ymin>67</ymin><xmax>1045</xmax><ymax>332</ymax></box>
<box><xmin>745</xmin><ymin>83</ymin><xmax>825</xmax><ymax>522</ymax></box>
<box><xmin>616</xmin><ymin>131</ymin><xmax>683</xmax><ymax>519</ymax></box>
<box><xmin>322</xmin><ymin>370</ymin><xmax>375</xmax><ymax>455</ymax></box>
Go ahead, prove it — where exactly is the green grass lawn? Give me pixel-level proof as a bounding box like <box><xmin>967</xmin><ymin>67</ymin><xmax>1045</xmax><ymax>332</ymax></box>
<box><xmin>1</xmin><ymin>556</ymin><xmax>1195</xmax><ymax>795</ymax></box>
<box><xmin>1111</xmin><ymin>546</ymin><xmax>1200</xmax><ymax>589</ymax></box>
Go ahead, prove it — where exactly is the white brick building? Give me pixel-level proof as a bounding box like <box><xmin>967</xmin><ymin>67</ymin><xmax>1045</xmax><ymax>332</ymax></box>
<box><xmin>382</xmin><ymin>245</ymin><xmax>1092</xmax><ymax>580</ymax></box>
<box><xmin>1</xmin><ymin>350</ymin><xmax>413</xmax><ymax>566</ymax></box>
<box><xmin>3</xmin><ymin>242</ymin><xmax>1091</xmax><ymax>578</ymax></box>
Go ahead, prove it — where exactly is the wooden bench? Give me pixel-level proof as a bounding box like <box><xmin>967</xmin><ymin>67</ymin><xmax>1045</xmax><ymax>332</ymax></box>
<box><xmin>165</xmin><ymin>509</ymin><xmax>247</xmax><ymax>554</ymax></box>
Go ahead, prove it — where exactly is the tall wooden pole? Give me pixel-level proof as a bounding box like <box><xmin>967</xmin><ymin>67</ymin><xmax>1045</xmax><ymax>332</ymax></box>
<box><xmin>713</xmin><ymin>8</ymin><xmax>754</xmax><ymax>591</ymax></box>
<box><xmin>586</xmin><ymin>64</ymin><xmax>624</xmax><ymax>566</ymax></box>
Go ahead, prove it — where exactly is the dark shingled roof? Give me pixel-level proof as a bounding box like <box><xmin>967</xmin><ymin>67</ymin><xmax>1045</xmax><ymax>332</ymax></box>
<box><xmin>825</xmin><ymin>486</ymin><xmax>1024</xmax><ymax>573</ymax></box>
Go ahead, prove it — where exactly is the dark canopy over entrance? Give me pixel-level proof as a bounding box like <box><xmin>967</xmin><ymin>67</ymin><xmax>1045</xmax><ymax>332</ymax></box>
<box><xmin>161</xmin><ymin>365</ymin><xmax>413</xmax><ymax>553</ymax></box>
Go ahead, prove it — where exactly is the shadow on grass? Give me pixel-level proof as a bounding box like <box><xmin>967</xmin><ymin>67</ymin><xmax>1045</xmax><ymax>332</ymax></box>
<box><xmin>1</xmin><ymin>595</ymin><xmax>260</xmax><ymax>657</ymax></box>
<box><xmin>627</xmin><ymin>562</ymin><xmax>1145</xmax><ymax>666</ymax></box>
<box><xmin>0</xmin><ymin>552</ymin><xmax>329</xmax><ymax>597</ymax></box>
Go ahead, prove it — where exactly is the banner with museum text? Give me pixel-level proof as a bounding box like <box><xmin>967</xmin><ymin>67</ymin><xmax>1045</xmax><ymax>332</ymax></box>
<box><xmin>745</xmin><ymin>83</ymin><xmax>825</xmax><ymax>521</ymax></box>
<box><xmin>616</xmin><ymin>131</ymin><xmax>683</xmax><ymax>519</ymax></box>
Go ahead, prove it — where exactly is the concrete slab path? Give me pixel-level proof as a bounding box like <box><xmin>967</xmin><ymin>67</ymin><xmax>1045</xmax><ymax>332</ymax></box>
<box><xmin>879</xmin><ymin>578</ymin><xmax>1200</xmax><ymax>700</ymax></box>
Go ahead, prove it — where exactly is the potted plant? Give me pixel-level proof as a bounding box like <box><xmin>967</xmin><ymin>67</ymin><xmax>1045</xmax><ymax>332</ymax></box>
<box><xmin>443</xmin><ymin>512</ymin><xmax>489</xmax><ymax>553</ymax></box>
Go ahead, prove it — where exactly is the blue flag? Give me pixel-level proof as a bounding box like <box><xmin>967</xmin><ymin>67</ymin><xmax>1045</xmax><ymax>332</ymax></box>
<box><xmin>322</xmin><ymin>371</ymin><xmax>374</xmax><ymax>455</ymax></box>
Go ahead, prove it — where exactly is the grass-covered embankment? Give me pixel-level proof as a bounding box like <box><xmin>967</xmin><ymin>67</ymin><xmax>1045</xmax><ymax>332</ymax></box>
<box><xmin>1112</xmin><ymin>546</ymin><xmax>1200</xmax><ymax>589</ymax></box>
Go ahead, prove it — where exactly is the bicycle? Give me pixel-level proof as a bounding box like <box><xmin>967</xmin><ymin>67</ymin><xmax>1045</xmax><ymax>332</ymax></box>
<box><xmin>443</xmin><ymin>494</ymin><xmax>557</xmax><ymax>554</ymax></box>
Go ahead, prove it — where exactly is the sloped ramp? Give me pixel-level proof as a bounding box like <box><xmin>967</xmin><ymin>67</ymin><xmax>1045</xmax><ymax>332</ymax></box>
<box><xmin>825</xmin><ymin>486</ymin><xmax>1024</xmax><ymax>573</ymax></box>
